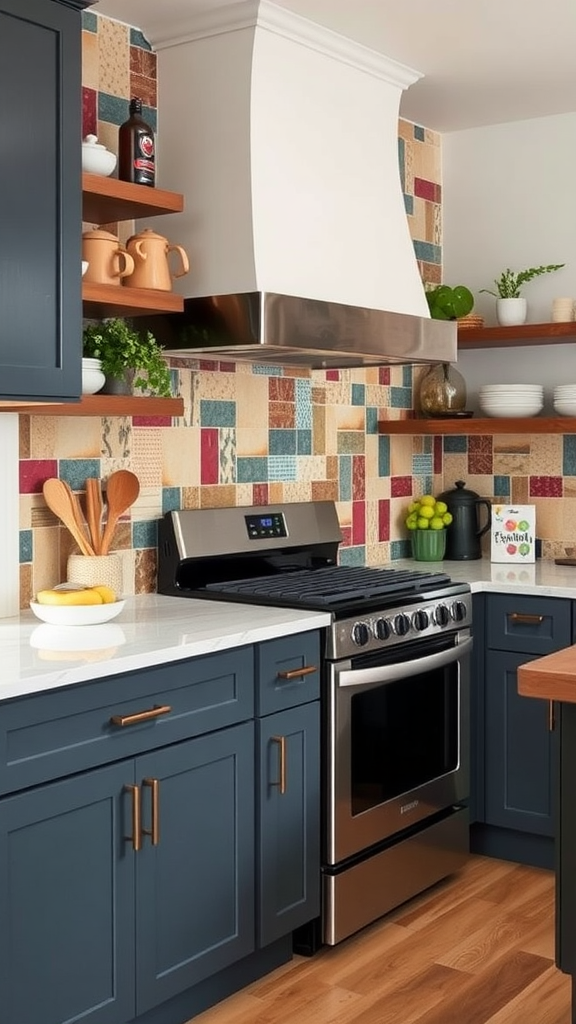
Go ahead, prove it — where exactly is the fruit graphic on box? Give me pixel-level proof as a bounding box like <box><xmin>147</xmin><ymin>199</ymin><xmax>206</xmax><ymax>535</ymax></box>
<box><xmin>491</xmin><ymin>505</ymin><xmax>536</xmax><ymax>563</ymax></box>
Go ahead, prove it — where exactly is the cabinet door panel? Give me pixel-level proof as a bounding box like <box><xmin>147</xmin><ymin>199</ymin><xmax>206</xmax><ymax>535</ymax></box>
<box><xmin>0</xmin><ymin>762</ymin><xmax>133</xmax><ymax>1024</ymax></box>
<box><xmin>486</xmin><ymin>595</ymin><xmax>571</xmax><ymax>655</ymax></box>
<box><xmin>485</xmin><ymin>650</ymin><xmax>556</xmax><ymax>835</ymax></box>
<box><xmin>257</xmin><ymin>632</ymin><xmax>321</xmax><ymax>715</ymax></box>
<box><xmin>136</xmin><ymin>722</ymin><xmax>255</xmax><ymax>1014</ymax></box>
<box><xmin>258</xmin><ymin>702</ymin><xmax>320</xmax><ymax>946</ymax></box>
<box><xmin>0</xmin><ymin>0</ymin><xmax>81</xmax><ymax>399</ymax></box>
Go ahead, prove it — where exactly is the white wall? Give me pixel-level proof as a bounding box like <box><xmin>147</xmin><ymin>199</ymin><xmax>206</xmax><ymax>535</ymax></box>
<box><xmin>442</xmin><ymin>112</ymin><xmax>576</xmax><ymax>410</ymax></box>
<box><xmin>0</xmin><ymin>415</ymin><xmax>20</xmax><ymax>617</ymax></box>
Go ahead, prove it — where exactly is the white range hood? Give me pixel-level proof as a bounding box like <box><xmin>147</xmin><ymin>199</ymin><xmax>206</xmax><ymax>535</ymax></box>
<box><xmin>140</xmin><ymin>0</ymin><xmax>456</xmax><ymax>366</ymax></box>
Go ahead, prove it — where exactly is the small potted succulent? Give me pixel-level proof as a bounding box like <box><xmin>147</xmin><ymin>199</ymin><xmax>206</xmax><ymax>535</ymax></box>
<box><xmin>404</xmin><ymin>495</ymin><xmax>453</xmax><ymax>561</ymax></box>
<box><xmin>82</xmin><ymin>317</ymin><xmax>172</xmax><ymax>397</ymax></box>
<box><xmin>480</xmin><ymin>264</ymin><xmax>565</xmax><ymax>326</ymax></box>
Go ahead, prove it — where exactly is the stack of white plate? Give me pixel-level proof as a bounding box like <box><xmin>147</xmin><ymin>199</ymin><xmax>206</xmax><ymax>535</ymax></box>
<box><xmin>479</xmin><ymin>384</ymin><xmax>544</xmax><ymax>418</ymax></box>
<box><xmin>553</xmin><ymin>385</ymin><xmax>576</xmax><ymax>416</ymax></box>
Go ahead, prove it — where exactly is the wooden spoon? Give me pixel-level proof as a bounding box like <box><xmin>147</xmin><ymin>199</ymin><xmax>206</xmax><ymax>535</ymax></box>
<box><xmin>85</xmin><ymin>478</ymin><xmax>104</xmax><ymax>555</ymax></box>
<box><xmin>100</xmin><ymin>470</ymin><xmax>140</xmax><ymax>555</ymax></box>
<box><xmin>42</xmin><ymin>478</ymin><xmax>95</xmax><ymax>557</ymax></box>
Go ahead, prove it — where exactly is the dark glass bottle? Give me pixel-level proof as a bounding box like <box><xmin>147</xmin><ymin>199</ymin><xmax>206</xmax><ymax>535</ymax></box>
<box><xmin>118</xmin><ymin>98</ymin><xmax>155</xmax><ymax>187</ymax></box>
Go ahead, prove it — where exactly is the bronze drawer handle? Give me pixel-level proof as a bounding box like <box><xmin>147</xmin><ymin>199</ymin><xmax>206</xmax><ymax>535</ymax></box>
<box><xmin>271</xmin><ymin>735</ymin><xmax>287</xmax><ymax>795</ymax></box>
<box><xmin>110</xmin><ymin>704</ymin><xmax>172</xmax><ymax>727</ymax></box>
<box><xmin>549</xmin><ymin>701</ymin><xmax>556</xmax><ymax>732</ymax></box>
<box><xmin>124</xmin><ymin>783</ymin><xmax>142</xmax><ymax>852</ymax></box>
<box><xmin>509</xmin><ymin>613</ymin><xmax>544</xmax><ymax>625</ymax></box>
<box><xmin>277</xmin><ymin>665</ymin><xmax>318</xmax><ymax>681</ymax></box>
<box><xmin>142</xmin><ymin>777</ymin><xmax>160</xmax><ymax>846</ymax></box>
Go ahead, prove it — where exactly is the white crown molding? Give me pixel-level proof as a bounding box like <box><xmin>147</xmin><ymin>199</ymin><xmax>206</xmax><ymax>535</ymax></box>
<box><xmin>151</xmin><ymin>1</ymin><xmax>260</xmax><ymax>48</ymax></box>
<box><xmin>256</xmin><ymin>1</ymin><xmax>421</xmax><ymax>89</ymax></box>
<box><xmin>153</xmin><ymin>0</ymin><xmax>422</xmax><ymax>89</ymax></box>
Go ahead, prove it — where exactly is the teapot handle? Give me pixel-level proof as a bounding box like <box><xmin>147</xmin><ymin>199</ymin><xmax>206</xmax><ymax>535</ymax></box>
<box><xmin>476</xmin><ymin>499</ymin><xmax>492</xmax><ymax>539</ymax></box>
<box><xmin>167</xmin><ymin>244</ymin><xmax>190</xmax><ymax>279</ymax></box>
<box><xmin>134</xmin><ymin>239</ymin><xmax>148</xmax><ymax>262</ymax></box>
<box><xmin>113</xmin><ymin>250</ymin><xmax>135</xmax><ymax>279</ymax></box>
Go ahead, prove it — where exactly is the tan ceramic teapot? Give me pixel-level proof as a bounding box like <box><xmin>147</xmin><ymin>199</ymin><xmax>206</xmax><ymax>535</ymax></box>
<box><xmin>81</xmin><ymin>229</ymin><xmax>134</xmax><ymax>286</ymax></box>
<box><xmin>124</xmin><ymin>228</ymin><xmax>189</xmax><ymax>291</ymax></box>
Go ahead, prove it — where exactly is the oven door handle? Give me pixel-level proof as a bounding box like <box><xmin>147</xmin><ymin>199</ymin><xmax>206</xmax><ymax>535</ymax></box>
<box><xmin>337</xmin><ymin>636</ymin><xmax>473</xmax><ymax>690</ymax></box>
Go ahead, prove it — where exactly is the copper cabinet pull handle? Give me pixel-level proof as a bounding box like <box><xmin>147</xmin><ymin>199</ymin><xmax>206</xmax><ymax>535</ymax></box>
<box><xmin>110</xmin><ymin>704</ymin><xmax>172</xmax><ymax>727</ymax></box>
<box><xmin>271</xmin><ymin>735</ymin><xmax>287</xmax><ymax>795</ymax></box>
<box><xmin>142</xmin><ymin>778</ymin><xmax>160</xmax><ymax>845</ymax></box>
<box><xmin>549</xmin><ymin>700</ymin><xmax>556</xmax><ymax>732</ymax></box>
<box><xmin>509</xmin><ymin>613</ymin><xmax>544</xmax><ymax>625</ymax></box>
<box><xmin>277</xmin><ymin>665</ymin><xmax>317</xmax><ymax>681</ymax></box>
<box><xmin>125</xmin><ymin>784</ymin><xmax>142</xmax><ymax>852</ymax></box>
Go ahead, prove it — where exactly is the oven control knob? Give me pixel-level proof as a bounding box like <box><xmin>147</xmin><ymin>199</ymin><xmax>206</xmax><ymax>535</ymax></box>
<box><xmin>352</xmin><ymin>621</ymin><xmax>370</xmax><ymax>646</ymax></box>
<box><xmin>393</xmin><ymin>612</ymin><xmax>411</xmax><ymax>636</ymax></box>
<box><xmin>451</xmin><ymin>600</ymin><xmax>468</xmax><ymax>623</ymax></box>
<box><xmin>374</xmin><ymin>617</ymin><xmax>391</xmax><ymax>641</ymax></box>
<box><xmin>435</xmin><ymin>603</ymin><xmax>450</xmax><ymax>627</ymax></box>
<box><xmin>412</xmin><ymin>609</ymin><xmax>429</xmax><ymax>631</ymax></box>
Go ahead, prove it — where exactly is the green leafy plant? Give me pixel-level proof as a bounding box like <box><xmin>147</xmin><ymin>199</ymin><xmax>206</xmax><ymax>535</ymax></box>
<box><xmin>82</xmin><ymin>318</ymin><xmax>172</xmax><ymax>398</ymax></box>
<box><xmin>425</xmin><ymin>284</ymin><xmax>474</xmax><ymax>320</ymax></box>
<box><xmin>480</xmin><ymin>264</ymin><xmax>565</xmax><ymax>299</ymax></box>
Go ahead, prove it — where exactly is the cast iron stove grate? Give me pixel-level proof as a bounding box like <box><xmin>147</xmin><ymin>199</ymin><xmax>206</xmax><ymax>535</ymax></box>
<box><xmin>206</xmin><ymin>565</ymin><xmax>451</xmax><ymax>608</ymax></box>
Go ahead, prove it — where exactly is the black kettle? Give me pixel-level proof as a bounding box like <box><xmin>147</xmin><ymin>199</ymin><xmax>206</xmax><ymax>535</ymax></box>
<box><xmin>438</xmin><ymin>480</ymin><xmax>492</xmax><ymax>560</ymax></box>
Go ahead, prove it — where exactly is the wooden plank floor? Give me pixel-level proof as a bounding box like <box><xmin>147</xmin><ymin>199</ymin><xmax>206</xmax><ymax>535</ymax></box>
<box><xmin>190</xmin><ymin>855</ymin><xmax>572</xmax><ymax>1024</ymax></box>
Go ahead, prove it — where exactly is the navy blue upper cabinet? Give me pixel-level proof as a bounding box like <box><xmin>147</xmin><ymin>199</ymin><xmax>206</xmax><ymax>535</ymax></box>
<box><xmin>0</xmin><ymin>0</ymin><xmax>88</xmax><ymax>400</ymax></box>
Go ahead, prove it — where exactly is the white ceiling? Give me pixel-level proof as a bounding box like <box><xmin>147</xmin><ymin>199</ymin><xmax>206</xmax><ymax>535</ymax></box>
<box><xmin>94</xmin><ymin>0</ymin><xmax>576</xmax><ymax>132</ymax></box>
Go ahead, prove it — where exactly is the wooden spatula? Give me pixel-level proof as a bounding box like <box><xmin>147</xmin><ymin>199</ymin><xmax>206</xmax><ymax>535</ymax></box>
<box><xmin>85</xmin><ymin>478</ymin><xmax>104</xmax><ymax>555</ymax></box>
<box><xmin>100</xmin><ymin>470</ymin><xmax>140</xmax><ymax>555</ymax></box>
<box><xmin>42</xmin><ymin>478</ymin><xmax>95</xmax><ymax>556</ymax></box>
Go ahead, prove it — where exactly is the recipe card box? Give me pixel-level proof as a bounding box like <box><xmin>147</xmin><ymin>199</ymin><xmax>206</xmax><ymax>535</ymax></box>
<box><xmin>491</xmin><ymin>505</ymin><xmax>536</xmax><ymax>563</ymax></box>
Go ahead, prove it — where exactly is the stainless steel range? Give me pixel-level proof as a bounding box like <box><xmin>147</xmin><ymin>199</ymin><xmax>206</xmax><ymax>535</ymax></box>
<box><xmin>158</xmin><ymin>501</ymin><xmax>472</xmax><ymax>948</ymax></box>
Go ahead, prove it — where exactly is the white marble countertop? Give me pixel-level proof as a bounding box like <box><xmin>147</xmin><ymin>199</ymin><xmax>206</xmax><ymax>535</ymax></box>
<box><xmin>392</xmin><ymin>556</ymin><xmax>576</xmax><ymax>598</ymax></box>
<box><xmin>4</xmin><ymin>558</ymin><xmax>576</xmax><ymax>703</ymax></box>
<box><xmin>0</xmin><ymin>595</ymin><xmax>331</xmax><ymax>703</ymax></box>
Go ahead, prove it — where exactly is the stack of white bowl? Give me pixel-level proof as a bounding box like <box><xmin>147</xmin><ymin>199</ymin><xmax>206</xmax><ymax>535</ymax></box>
<box><xmin>479</xmin><ymin>384</ymin><xmax>544</xmax><ymax>418</ymax></box>
<box><xmin>553</xmin><ymin>385</ymin><xmax>576</xmax><ymax>416</ymax></box>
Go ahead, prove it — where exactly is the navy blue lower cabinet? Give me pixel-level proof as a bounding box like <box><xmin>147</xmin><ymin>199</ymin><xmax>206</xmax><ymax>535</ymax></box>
<box><xmin>257</xmin><ymin>702</ymin><xmax>320</xmax><ymax>947</ymax></box>
<box><xmin>0</xmin><ymin>761</ymin><xmax>134</xmax><ymax>1024</ymax></box>
<box><xmin>136</xmin><ymin>723</ymin><xmax>255</xmax><ymax>1015</ymax></box>
<box><xmin>484</xmin><ymin>650</ymin><xmax>557</xmax><ymax>836</ymax></box>
<box><xmin>0</xmin><ymin>724</ymin><xmax>255</xmax><ymax>1024</ymax></box>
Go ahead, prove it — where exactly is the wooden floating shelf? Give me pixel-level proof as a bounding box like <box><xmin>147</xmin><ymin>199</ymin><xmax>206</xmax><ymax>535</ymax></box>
<box><xmin>457</xmin><ymin>321</ymin><xmax>576</xmax><ymax>349</ymax></box>
<box><xmin>82</xmin><ymin>281</ymin><xmax>184</xmax><ymax>318</ymax></box>
<box><xmin>82</xmin><ymin>174</ymin><xmax>184</xmax><ymax>224</ymax></box>
<box><xmin>0</xmin><ymin>395</ymin><xmax>184</xmax><ymax>417</ymax></box>
<box><xmin>379</xmin><ymin>416</ymin><xmax>576</xmax><ymax>435</ymax></box>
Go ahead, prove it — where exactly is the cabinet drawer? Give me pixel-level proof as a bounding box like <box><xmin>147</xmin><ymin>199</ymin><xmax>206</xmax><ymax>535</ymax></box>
<box><xmin>486</xmin><ymin>595</ymin><xmax>572</xmax><ymax>655</ymax></box>
<box><xmin>256</xmin><ymin>631</ymin><xmax>321</xmax><ymax>716</ymax></box>
<box><xmin>0</xmin><ymin>647</ymin><xmax>254</xmax><ymax>795</ymax></box>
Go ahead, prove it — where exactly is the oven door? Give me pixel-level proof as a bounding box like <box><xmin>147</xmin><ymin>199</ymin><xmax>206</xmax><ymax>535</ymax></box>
<box><xmin>326</xmin><ymin>631</ymin><xmax>472</xmax><ymax>865</ymax></box>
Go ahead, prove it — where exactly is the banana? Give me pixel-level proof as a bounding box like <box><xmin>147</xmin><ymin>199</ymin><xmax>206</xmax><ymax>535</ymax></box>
<box><xmin>36</xmin><ymin>588</ymin><xmax>104</xmax><ymax>606</ymax></box>
<box><xmin>91</xmin><ymin>585</ymin><xmax>117</xmax><ymax>604</ymax></box>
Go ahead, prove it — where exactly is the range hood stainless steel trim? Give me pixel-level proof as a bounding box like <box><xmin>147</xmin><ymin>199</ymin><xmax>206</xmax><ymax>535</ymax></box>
<box><xmin>161</xmin><ymin>292</ymin><xmax>456</xmax><ymax>369</ymax></box>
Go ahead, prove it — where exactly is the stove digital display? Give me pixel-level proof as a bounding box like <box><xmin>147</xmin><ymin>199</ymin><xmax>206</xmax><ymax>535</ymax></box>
<box><xmin>245</xmin><ymin>512</ymin><xmax>287</xmax><ymax>540</ymax></box>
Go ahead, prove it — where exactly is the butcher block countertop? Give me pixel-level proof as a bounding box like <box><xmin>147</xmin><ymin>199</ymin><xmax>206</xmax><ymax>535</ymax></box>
<box><xmin>518</xmin><ymin>647</ymin><xmax>576</xmax><ymax>704</ymax></box>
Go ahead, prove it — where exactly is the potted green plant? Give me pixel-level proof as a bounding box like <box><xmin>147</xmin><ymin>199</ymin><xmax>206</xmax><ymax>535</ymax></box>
<box><xmin>82</xmin><ymin>317</ymin><xmax>172</xmax><ymax>398</ymax></box>
<box><xmin>425</xmin><ymin>284</ymin><xmax>474</xmax><ymax>321</ymax></box>
<box><xmin>480</xmin><ymin>264</ymin><xmax>565</xmax><ymax>326</ymax></box>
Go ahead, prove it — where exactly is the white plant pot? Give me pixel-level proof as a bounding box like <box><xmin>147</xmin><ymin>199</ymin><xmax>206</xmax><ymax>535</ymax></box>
<box><xmin>496</xmin><ymin>297</ymin><xmax>527</xmax><ymax>327</ymax></box>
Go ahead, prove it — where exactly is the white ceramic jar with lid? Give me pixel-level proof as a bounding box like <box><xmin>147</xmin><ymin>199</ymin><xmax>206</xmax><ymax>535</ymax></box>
<box><xmin>81</xmin><ymin>134</ymin><xmax>117</xmax><ymax>176</ymax></box>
